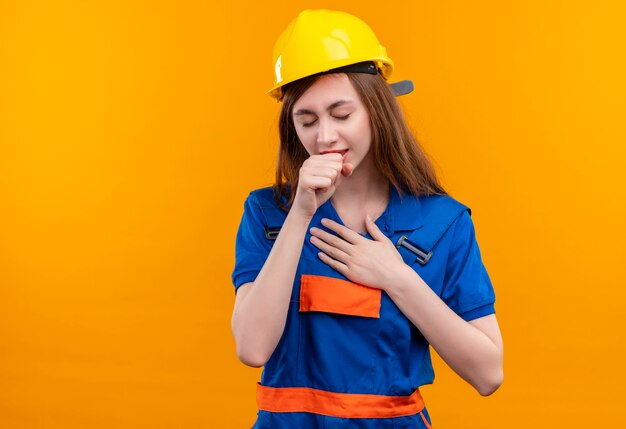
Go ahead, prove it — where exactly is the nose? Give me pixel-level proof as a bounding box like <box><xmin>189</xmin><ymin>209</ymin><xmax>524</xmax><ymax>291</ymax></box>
<box><xmin>316</xmin><ymin>117</ymin><xmax>338</xmax><ymax>146</ymax></box>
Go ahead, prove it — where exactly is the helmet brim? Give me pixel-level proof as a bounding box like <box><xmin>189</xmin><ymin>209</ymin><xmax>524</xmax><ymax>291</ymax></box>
<box><xmin>389</xmin><ymin>80</ymin><xmax>414</xmax><ymax>97</ymax></box>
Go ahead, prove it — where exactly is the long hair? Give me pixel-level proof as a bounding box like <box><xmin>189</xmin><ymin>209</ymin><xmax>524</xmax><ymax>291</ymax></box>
<box><xmin>274</xmin><ymin>72</ymin><xmax>446</xmax><ymax>210</ymax></box>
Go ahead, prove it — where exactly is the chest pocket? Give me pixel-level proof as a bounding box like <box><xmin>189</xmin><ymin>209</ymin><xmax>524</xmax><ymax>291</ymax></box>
<box><xmin>300</xmin><ymin>274</ymin><xmax>381</xmax><ymax>318</ymax></box>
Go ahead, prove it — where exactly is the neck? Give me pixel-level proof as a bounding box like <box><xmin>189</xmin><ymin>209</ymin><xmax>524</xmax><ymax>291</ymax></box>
<box><xmin>332</xmin><ymin>165</ymin><xmax>389</xmax><ymax>207</ymax></box>
<box><xmin>330</xmin><ymin>167</ymin><xmax>390</xmax><ymax>234</ymax></box>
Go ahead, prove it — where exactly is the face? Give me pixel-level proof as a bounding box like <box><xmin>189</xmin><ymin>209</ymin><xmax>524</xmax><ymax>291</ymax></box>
<box><xmin>292</xmin><ymin>74</ymin><xmax>373</xmax><ymax>174</ymax></box>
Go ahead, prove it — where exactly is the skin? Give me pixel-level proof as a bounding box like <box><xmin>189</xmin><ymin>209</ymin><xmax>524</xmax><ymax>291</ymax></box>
<box><xmin>232</xmin><ymin>74</ymin><xmax>503</xmax><ymax>396</ymax></box>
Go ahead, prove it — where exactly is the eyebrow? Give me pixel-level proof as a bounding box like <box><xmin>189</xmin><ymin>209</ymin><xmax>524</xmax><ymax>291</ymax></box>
<box><xmin>293</xmin><ymin>100</ymin><xmax>353</xmax><ymax>116</ymax></box>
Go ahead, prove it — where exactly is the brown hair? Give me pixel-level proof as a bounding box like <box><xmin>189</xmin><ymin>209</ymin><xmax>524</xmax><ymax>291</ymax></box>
<box><xmin>274</xmin><ymin>72</ymin><xmax>446</xmax><ymax>209</ymax></box>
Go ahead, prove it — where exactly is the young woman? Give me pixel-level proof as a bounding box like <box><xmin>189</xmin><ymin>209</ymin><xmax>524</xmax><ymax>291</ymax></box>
<box><xmin>231</xmin><ymin>9</ymin><xmax>503</xmax><ymax>429</ymax></box>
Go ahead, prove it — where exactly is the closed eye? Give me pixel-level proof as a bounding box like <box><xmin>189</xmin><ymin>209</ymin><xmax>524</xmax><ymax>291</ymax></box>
<box><xmin>300</xmin><ymin>114</ymin><xmax>350</xmax><ymax>127</ymax></box>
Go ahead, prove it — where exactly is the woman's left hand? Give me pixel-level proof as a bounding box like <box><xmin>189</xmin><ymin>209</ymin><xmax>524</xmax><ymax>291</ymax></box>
<box><xmin>309</xmin><ymin>217</ymin><xmax>409</xmax><ymax>291</ymax></box>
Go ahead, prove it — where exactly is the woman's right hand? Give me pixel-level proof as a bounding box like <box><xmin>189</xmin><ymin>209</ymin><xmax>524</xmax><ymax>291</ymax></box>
<box><xmin>292</xmin><ymin>153</ymin><xmax>353</xmax><ymax>219</ymax></box>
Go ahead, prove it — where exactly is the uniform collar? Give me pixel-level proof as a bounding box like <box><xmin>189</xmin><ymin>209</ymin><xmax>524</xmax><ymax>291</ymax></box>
<box><xmin>384</xmin><ymin>185</ymin><xmax>424</xmax><ymax>233</ymax></box>
<box><xmin>316</xmin><ymin>184</ymin><xmax>424</xmax><ymax>233</ymax></box>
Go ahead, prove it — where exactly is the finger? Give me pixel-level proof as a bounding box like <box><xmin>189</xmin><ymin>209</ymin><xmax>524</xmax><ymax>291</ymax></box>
<box><xmin>300</xmin><ymin>165</ymin><xmax>340</xmax><ymax>179</ymax></box>
<box><xmin>365</xmin><ymin>215</ymin><xmax>388</xmax><ymax>241</ymax></box>
<box><xmin>310</xmin><ymin>235</ymin><xmax>350</xmax><ymax>262</ymax></box>
<box><xmin>305</xmin><ymin>167</ymin><xmax>340</xmax><ymax>182</ymax></box>
<box><xmin>300</xmin><ymin>176</ymin><xmax>333</xmax><ymax>191</ymax></box>
<box><xmin>305</xmin><ymin>155</ymin><xmax>343</xmax><ymax>170</ymax></box>
<box><xmin>316</xmin><ymin>153</ymin><xmax>343</xmax><ymax>163</ymax></box>
<box><xmin>304</xmin><ymin>159</ymin><xmax>343</xmax><ymax>171</ymax></box>
<box><xmin>310</xmin><ymin>227</ymin><xmax>352</xmax><ymax>253</ymax></box>
<box><xmin>320</xmin><ymin>218</ymin><xmax>362</xmax><ymax>244</ymax></box>
<box><xmin>303</xmin><ymin>164</ymin><xmax>343</xmax><ymax>182</ymax></box>
<box><xmin>317</xmin><ymin>251</ymin><xmax>349</xmax><ymax>276</ymax></box>
<box><xmin>315</xmin><ymin>153</ymin><xmax>343</xmax><ymax>161</ymax></box>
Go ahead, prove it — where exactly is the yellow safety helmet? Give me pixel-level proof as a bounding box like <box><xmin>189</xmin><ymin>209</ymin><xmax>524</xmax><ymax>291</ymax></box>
<box><xmin>268</xmin><ymin>9</ymin><xmax>412</xmax><ymax>101</ymax></box>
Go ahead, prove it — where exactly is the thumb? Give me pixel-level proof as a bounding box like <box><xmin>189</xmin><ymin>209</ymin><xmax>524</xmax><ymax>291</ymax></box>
<box><xmin>341</xmin><ymin>162</ymin><xmax>354</xmax><ymax>177</ymax></box>
<box><xmin>365</xmin><ymin>215</ymin><xmax>387</xmax><ymax>241</ymax></box>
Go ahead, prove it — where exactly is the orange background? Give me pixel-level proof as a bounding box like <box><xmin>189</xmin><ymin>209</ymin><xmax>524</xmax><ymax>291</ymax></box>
<box><xmin>1</xmin><ymin>1</ymin><xmax>625</xmax><ymax>428</ymax></box>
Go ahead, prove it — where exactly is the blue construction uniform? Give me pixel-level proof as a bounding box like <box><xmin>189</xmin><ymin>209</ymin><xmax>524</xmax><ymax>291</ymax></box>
<box><xmin>232</xmin><ymin>185</ymin><xmax>496</xmax><ymax>428</ymax></box>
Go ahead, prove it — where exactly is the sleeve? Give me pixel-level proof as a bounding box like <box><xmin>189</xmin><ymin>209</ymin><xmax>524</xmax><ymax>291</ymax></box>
<box><xmin>440</xmin><ymin>210</ymin><xmax>496</xmax><ymax>321</ymax></box>
<box><xmin>231</xmin><ymin>192</ymin><xmax>274</xmax><ymax>292</ymax></box>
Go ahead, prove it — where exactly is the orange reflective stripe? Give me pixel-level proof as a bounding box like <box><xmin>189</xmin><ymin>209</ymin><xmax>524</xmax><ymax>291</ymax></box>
<box><xmin>299</xmin><ymin>274</ymin><xmax>381</xmax><ymax>318</ymax></box>
<box><xmin>420</xmin><ymin>410</ymin><xmax>432</xmax><ymax>428</ymax></box>
<box><xmin>257</xmin><ymin>384</ymin><xmax>425</xmax><ymax>418</ymax></box>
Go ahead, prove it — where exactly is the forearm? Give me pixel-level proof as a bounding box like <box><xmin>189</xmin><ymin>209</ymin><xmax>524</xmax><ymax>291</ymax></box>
<box><xmin>231</xmin><ymin>209</ymin><xmax>311</xmax><ymax>367</ymax></box>
<box><xmin>386</xmin><ymin>266</ymin><xmax>503</xmax><ymax>395</ymax></box>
